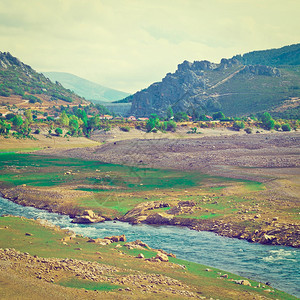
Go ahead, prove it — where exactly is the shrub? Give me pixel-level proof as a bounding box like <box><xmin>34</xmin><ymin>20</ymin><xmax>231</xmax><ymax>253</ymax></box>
<box><xmin>233</xmin><ymin>121</ymin><xmax>245</xmax><ymax>131</ymax></box>
<box><xmin>55</xmin><ymin>127</ymin><xmax>63</xmax><ymax>136</ymax></box>
<box><xmin>274</xmin><ymin>123</ymin><xmax>281</xmax><ymax>131</ymax></box>
<box><xmin>120</xmin><ymin>126</ymin><xmax>130</xmax><ymax>132</ymax></box>
<box><xmin>261</xmin><ymin>112</ymin><xmax>275</xmax><ymax>130</ymax></box>
<box><xmin>34</xmin><ymin>129</ymin><xmax>40</xmax><ymax>134</ymax></box>
<box><xmin>281</xmin><ymin>124</ymin><xmax>291</xmax><ymax>131</ymax></box>
<box><xmin>166</xmin><ymin>120</ymin><xmax>177</xmax><ymax>132</ymax></box>
<box><xmin>244</xmin><ymin>127</ymin><xmax>252</xmax><ymax>134</ymax></box>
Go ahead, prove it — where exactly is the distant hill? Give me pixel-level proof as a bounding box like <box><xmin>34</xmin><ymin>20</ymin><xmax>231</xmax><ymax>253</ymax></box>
<box><xmin>43</xmin><ymin>72</ymin><xmax>130</xmax><ymax>102</ymax></box>
<box><xmin>232</xmin><ymin>43</ymin><xmax>300</xmax><ymax>66</ymax></box>
<box><xmin>0</xmin><ymin>52</ymin><xmax>87</xmax><ymax>107</ymax></box>
<box><xmin>124</xmin><ymin>44</ymin><xmax>300</xmax><ymax>118</ymax></box>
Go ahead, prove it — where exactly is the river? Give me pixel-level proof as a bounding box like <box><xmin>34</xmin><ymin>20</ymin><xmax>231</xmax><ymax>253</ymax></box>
<box><xmin>0</xmin><ymin>196</ymin><xmax>299</xmax><ymax>297</ymax></box>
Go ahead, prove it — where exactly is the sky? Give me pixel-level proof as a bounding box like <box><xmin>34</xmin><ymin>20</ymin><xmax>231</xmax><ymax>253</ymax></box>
<box><xmin>0</xmin><ymin>0</ymin><xmax>299</xmax><ymax>94</ymax></box>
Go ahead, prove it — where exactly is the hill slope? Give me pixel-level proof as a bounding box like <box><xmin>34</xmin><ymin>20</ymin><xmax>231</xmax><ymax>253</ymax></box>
<box><xmin>43</xmin><ymin>72</ymin><xmax>130</xmax><ymax>102</ymax></box>
<box><xmin>0</xmin><ymin>52</ymin><xmax>87</xmax><ymax>110</ymax></box>
<box><xmin>125</xmin><ymin>44</ymin><xmax>300</xmax><ymax>117</ymax></box>
<box><xmin>233</xmin><ymin>43</ymin><xmax>300</xmax><ymax>66</ymax></box>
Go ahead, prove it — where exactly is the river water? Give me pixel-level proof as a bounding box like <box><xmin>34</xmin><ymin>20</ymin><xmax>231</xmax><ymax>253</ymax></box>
<box><xmin>0</xmin><ymin>196</ymin><xmax>299</xmax><ymax>297</ymax></box>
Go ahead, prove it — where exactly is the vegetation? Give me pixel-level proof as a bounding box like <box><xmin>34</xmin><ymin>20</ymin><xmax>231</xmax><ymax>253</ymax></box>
<box><xmin>282</xmin><ymin>123</ymin><xmax>291</xmax><ymax>131</ymax></box>
<box><xmin>233</xmin><ymin>43</ymin><xmax>300</xmax><ymax>66</ymax></box>
<box><xmin>260</xmin><ymin>112</ymin><xmax>275</xmax><ymax>130</ymax></box>
<box><xmin>0</xmin><ymin>52</ymin><xmax>85</xmax><ymax>105</ymax></box>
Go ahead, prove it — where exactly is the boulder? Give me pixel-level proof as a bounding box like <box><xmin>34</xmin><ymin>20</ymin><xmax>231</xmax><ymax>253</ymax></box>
<box><xmin>155</xmin><ymin>252</ymin><xmax>169</xmax><ymax>262</ymax></box>
<box><xmin>235</xmin><ymin>280</ymin><xmax>251</xmax><ymax>286</ymax></box>
<box><xmin>137</xmin><ymin>253</ymin><xmax>145</xmax><ymax>259</ymax></box>
<box><xmin>71</xmin><ymin>210</ymin><xmax>105</xmax><ymax>224</ymax></box>
<box><xmin>124</xmin><ymin>240</ymin><xmax>151</xmax><ymax>250</ymax></box>
<box><xmin>104</xmin><ymin>234</ymin><xmax>126</xmax><ymax>242</ymax></box>
<box><xmin>145</xmin><ymin>213</ymin><xmax>173</xmax><ymax>225</ymax></box>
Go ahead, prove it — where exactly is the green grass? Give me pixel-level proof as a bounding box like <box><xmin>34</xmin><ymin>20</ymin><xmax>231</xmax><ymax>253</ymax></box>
<box><xmin>0</xmin><ymin>216</ymin><xmax>297</xmax><ymax>300</ymax></box>
<box><xmin>0</xmin><ymin>153</ymin><xmax>262</xmax><ymax>193</ymax></box>
<box><xmin>58</xmin><ymin>278</ymin><xmax>121</xmax><ymax>291</ymax></box>
<box><xmin>0</xmin><ymin>147</ymin><xmax>41</xmax><ymax>153</ymax></box>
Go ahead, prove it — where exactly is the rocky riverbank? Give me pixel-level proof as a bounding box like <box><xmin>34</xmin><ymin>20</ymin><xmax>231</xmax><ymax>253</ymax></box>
<box><xmin>1</xmin><ymin>189</ymin><xmax>299</xmax><ymax>248</ymax></box>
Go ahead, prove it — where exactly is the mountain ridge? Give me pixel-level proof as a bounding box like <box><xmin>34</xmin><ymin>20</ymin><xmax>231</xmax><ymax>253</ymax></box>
<box><xmin>0</xmin><ymin>51</ymin><xmax>87</xmax><ymax>106</ymax></box>
<box><xmin>43</xmin><ymin>72</ymin><xmax>130</xmax><ymax>103</ymax></box>
<box><xmin>124</xmin><ymin>44</ymin><xmax>300</xmax><ymax>117</ymax></box>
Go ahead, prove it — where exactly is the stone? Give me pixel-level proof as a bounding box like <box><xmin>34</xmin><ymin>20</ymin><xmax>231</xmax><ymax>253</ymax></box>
<box><xmin>104</xmin><ymin>235</ymin><xmax>126</xmax><ymax>242</ymax></box>
<box><xmin>155</xmin><ymin>252</ymin><xmax>169</xmax><ymax>262</ymax></box>
<box><xmin>137</xmin><ymin>253</ymin><xmax>145</xmax><ymax>259</ymax></box>
<box><xmin>145</xmin><ymin>213</ymin><xmax>173</xmax><ymax>225</ymax></box>
<box><xmin>234</xmin><ymin>280</ymin><xmax>251</xmax><ymax>286</ymax></box>
<box><xmin>71</xmin><ymin>210</ymin><xmax>105</xmax><ymax>224</ymax></box>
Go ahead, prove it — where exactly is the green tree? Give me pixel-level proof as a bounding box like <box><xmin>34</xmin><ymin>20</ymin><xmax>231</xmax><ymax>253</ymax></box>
<box><xmin>0</xmin><ymin>119</ymin><xmax>11</xmax><ymax>135</ymax></box>
<box><xmin>166</xmin><ymin>120</ymin><xmax>177</xmax><ymax>132</ymax></box>
<box><xmin>174</xmin><ymin>111</ymin><xmax>188</xmax><ymax>122</ymax></box>
<box><xmin>281</xmin><ymin>124</ymin><xmax>291</xmax><ymax>131</ymax></box>
<box><xmin>212</xmin><ymin>111</ymin><xmax>225</xmax><ymax>120</ymax></box>
<box><xmin>59</xmin><ymin>111</ymin><xmax>69</xmax><ymax>126</ymax></box>
<box><xmin>146</xmin><ymin>114</ymin><xmax>160</xmax><ymax>132</ymax></box>
<box><xmin>55</xmin><ymin>127</ymin><xmax>63</xmax><ymax>136</ymax></box>
<box><xmin>233</xmin><ymin>121</ymin><xmax>245</xmax><ymax>131</ymax></box>
<box><xmin>24</xmin><ymin>109</ymin><xmax>33</xmax><ymax>123</ymax></box>
<box><xmin>261</xmin><ymin>112</ymin><xmax>275</xmax><ymax>130</ymax></box>
<box><xmin>69</xmin><ymin>115</ymin><xmax>80</xmax><ymax>135</ymax></box>
<box><xmin>18</xmin><ymin>119</ymin><xmax>31</xmax><ymax>136</ymax></box>
<box><xmin>166</xmin><ymin>106</ymin><xmax>174</xmax><ymax>120</ymax></box>
<box><xmin>12</xmin><ymin>115</ymin><xmax>23</xmax><ymax>127</ymax></box>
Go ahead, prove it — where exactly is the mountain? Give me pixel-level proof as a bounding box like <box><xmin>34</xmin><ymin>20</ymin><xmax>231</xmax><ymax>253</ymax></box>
<box><xmin>232</xmin><ymin>43</ymin><xmax>300</xmax><ymax>66</ymax></box>
<box><xmin>43</xmin><ymin>72</ymin><xmax>130</xmax><ymax>102</ymax></box>
<box><xmin>0</xmin><ymin>52</ymin><xmax>87</xmax><ymax>106</ymax></box>
<box><xmin>124</xmin><ymin>44</ymin><xmax>300</xmax><ymax>118</ymax></box>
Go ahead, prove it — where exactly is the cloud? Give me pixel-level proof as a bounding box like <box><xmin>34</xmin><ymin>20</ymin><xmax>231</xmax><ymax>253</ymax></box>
<box><xmin>0</xmin><ymin>0</ymin><xmax>299</xmax><ymax>93</ymax></box>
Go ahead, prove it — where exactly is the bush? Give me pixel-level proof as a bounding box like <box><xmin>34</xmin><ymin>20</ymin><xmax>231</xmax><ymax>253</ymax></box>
<box><xmin>274</xmin><ymin>123</ymin><xmax>281</xmax><ymax>131</ymax></box>
<box><xmin>166</xmin><ymin>120</ymin><xmax>177</xmax><ymax>132</ymax></box>
<box><xmin>233</xmin><ymin>121</ymin><xmax>245</xmax><ymax>131</ymax></box>
<box><xmin>244</xmin><ymin>127</ymin><xmax>252</xmax><ymax>134</ymax></box>
<box><xmin>34</xmin><ymin>129</ymin><xmax>40</xmax><ymax>134</ymax></box>
<box><xmin>120</xmin><ymin>126</ymin><xmax>130</xmax><ymax>132</ymax></box>
<box><xmin>261</xmin><ymin>112</ymin><xmax>275</xmax><ymax>130</ymax></box>
<box><xmin>281</xmin><ymin>124</ymin><xmax>291</xmax><ymax>131</ymax></box>
<box><xmin>55</xmin><ymin>127</ymin><xmax>63</xmax><ymax>136</ymax></box>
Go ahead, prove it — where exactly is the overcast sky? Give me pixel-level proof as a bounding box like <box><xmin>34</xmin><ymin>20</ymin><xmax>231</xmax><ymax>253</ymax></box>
<box><xmin>0</xmin><ymin>0</ymin><xmax>299</xmax><ymax>93</ymax></box>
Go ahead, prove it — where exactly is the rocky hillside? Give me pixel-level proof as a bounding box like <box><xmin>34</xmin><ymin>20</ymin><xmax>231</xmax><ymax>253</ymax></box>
<box><xmin>43</xmin><ymin>72</ymin><xmax>130</xmax><ymax>102</ymax></box>
<box><xmin>0</xmin><ymin>52</ymin><xmax>87</xmax><ymax>107</ymax></box>
<box><xmin>126</xmin><ymin>44</ymin><xmax>300</xmax><ymax>117</ymax></box>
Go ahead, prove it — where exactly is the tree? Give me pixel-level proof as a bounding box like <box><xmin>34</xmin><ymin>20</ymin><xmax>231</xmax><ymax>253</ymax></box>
<box><xmin>174</xmin><ymin>111</ymin><xmax>188</xmax><ymax>122</ymax></box>
<box><xmin>18</xmin><ymin>119</ymin><xmax>31</xmax><ymax>136</ymax></box>
<box><xmin>166</xmin><ymin>120</ymin><xmax>177</xmax><ymax>132</ymax></box>
<box><xmin>55</xmin><ymin>127</ymin><xmax>63</xmax><ymax>136</ymax></box>
<box><xmin>261</xmin><ymin>112</ymin><xmax>275</xmax><ymax>130</ymax></box>
<box><xmin>146</xmin><ymin>115</ymin><xmax>160</xmax><ymax>132</ymax></box>
<box><xmin>166</xmin><ymin>106</ymin><xmax>174</xmax><ymax>120</ymax></box>
<box><xmin>69</xmin><ymin>116</ymin><xmax>79</xmax><ymax>135</ymax></box>
<box><xmin>0</xmin><ymin>119</ymin><xmax>11</xmax><ymax>135</ymax></box>
<box><xmin>233</xmin><ymin>121</ymin><xmax>245</xmax><ymax>131</ymax></box>
<box><xmin>5</xmin><ymin>113</ymin><xmax>15</xmax><ymax>120</ymax></box>
<box><xmin>24</xmin><ymin>109</ymin><xmax>33</xmax><ymax>123</ymax></box>
<box><xmin>12</xmin><ymin>115</ymin><xmax>23</xmax><ymax>127</ymax></box>
<box><xmin>281</xmin><ymin>124</ymin><xmax>291</xmax><ymax>131</ymax></box>
<box><xmin>212</xmin><ymin>111</ymin><xmax>225</xmax><ymax>120</ymax></box>
<box><xmin>59</xmin><ymin>111</ymin><xmax>69</xmax><ymax>126</ymax></box>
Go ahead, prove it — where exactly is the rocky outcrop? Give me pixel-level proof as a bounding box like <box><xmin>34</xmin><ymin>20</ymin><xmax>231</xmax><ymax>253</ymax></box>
<box><xmin>121</xmin><ymin>201</ymin><xmax>170</xmax><ymax>223</ymax></box>
<box><xmin>127</xmin><ymin>55</ymin><xmax>286</xmax><ymax>117</ymax></box>
<box><xmin>71</xmin><ymin>210</ymin><xmax>105</xmax><ymax>224</ymax></box>
<box><xmin>240</xmin><ymin>65</ymin><xmax>280</xmax><ymax>77</ymax></box>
